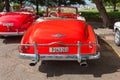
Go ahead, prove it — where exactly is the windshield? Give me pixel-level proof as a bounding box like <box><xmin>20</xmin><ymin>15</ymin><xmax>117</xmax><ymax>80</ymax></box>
<box><xmin>48</xmin><ymin>7</ymin><xmax>77</xmax><ymax>14</ymax></box>
<box><xmin>20</xmin><ymin>6</ymin><xmax>34</xmax><ymax>12</ymax></box>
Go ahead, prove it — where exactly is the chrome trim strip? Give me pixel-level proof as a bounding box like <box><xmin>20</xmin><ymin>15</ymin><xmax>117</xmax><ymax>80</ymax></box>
<box><xmin>19</xmin><ymin>52</ymin><xmax>100</xmax><ymax>61</ymax></box>
<box><xmin>19</xmin><ymin>41</ymin><xmax>100</xmax><ymax>63</ymax></box>
<box><xmin>33</xmin><ymin>42</ymin><xmax>39</xmax><ymax>62</ymax></box>
<box><xmin>77</xmin><ymin>41</ymin><xmax>81</xmax><ymax>62</ymax></box>
<box><xmin>20</xmin><ymin>42</ymin><xmax>98</xmax><ymax>46</ymax></box>
<box><xmin>0</xmin><ymin>32</ymin><xmax>24</xmax><ymax>36</ymax></box>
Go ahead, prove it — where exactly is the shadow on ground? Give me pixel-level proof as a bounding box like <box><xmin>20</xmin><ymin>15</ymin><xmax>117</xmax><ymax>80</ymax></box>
<box><xmin>87</xmin><ymin>22</ymin><xmax>103</xmax><ymax>29</ymax></box>
<box><xmin>0</xmin><ymin>36</ymin><xmax>22</xmax><ymax>44</ymax></box>
<box><xmin>38</xmin><ymin>37</ymin><xmax>120</xmax><ymax>77</ymax></box>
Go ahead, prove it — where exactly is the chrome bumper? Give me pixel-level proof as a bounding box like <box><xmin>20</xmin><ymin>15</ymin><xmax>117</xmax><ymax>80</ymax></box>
<box><xmin>0</xmin><ymin>32</ymin><xmax>24</xmax><ymax>36</ymax></box>
<box><xmin>19</xmin><ymin>41</ymin><xmax>100</xmax><ymax>63</ymax></box>
<box><xmin>20</xmin><ymin>52</ymin><xmax>100</xmax><ymax>62</ymax></box>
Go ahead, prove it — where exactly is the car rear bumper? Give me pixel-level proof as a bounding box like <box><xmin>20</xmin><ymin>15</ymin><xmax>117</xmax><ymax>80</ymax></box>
<box><xmin>19</xmin><ymin>41</ymin><xmax>100</xmax><ymax>63</ymax></box>
<box><xmin>19</xmin><ymin>52</ymin><xmax>100</xmax><ymax>62</ymax></box>
<box><xmin>0</xmin><ymin>32</ymin><xmax>24</xmax><ymax>36</ymax></box>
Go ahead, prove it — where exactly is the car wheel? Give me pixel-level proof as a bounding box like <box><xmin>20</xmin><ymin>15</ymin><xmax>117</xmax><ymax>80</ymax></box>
<box><xmin>114</xmin><ymin>30</ymin><xmax>120</xmax><ymax>46</ymax></box>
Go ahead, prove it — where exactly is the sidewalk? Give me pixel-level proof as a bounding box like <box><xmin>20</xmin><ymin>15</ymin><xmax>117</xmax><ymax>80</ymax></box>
<box><xmin>94</xmin><ymin>28</ymin><xmax>120</xmax><ymax>57</ymax></box>
<box><xmin>94</xmin><ymin>28</ymin><xmax>114</xmax><ymax>40</ymax></box>
<box><xmin>94</xmin><ymin>28</ymin><xmax>113</xmax><ymax>36</ymax></box>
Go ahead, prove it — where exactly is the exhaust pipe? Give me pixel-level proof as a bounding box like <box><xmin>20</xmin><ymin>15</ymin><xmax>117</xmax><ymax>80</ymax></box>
<box><xmin>80</xmin><ymin>61</ymin><xmax>88</xmax><ymax>67</ymax></box>
<box><xmin>29</xmin><ymin>60</ymin><xmax>37</xmax><ymax>66</ymax></box>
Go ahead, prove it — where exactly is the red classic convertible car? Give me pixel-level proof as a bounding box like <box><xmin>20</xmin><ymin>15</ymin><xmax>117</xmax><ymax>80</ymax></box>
<box><xmin>0</xmin><ymin>6</ymin><xmax>38</xmax><ymax>36</ymax></box>
<box><xmin>44</xmin><ymin>6</ymin><xmax>85</xmax><ymax>21</ymax></box>
<box><xmin>19</xmin><ymin>6</ymin><xmax>100</xmax><ymax>66</ymax></box>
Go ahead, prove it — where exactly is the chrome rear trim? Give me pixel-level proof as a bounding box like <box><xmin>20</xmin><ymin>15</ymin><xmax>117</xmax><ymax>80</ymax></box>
<box><xmin>19</xmin><ymin>41</ymin><xmax>100</xmax><ymax>63</ymax></box>
<box><xmin>19</xmin><ymin>52</ymin><xmax>100</xmax><ymax>61</ymax></box>
<box><xmin>0</xmin><ymin>32</ymin><xmax>24</xmax><ymax>36</ymax></box>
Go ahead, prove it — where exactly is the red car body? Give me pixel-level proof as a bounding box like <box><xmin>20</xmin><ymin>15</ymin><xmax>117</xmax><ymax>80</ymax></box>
<box><xmin>19</xmin><ymin>6</ymin><xmax>100</xmax><ymax>65</ymax></box>
<box><xmin>0</xmin><ymin>6</ymin><xmax>38</xmax><ymax>36</ymax></box>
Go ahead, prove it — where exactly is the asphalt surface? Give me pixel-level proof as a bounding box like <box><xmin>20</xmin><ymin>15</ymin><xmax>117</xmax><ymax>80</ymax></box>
<box><xmin>0</xmin><ymin>28</ymin><xmax>120</xmax><ymax>80</ymax></box>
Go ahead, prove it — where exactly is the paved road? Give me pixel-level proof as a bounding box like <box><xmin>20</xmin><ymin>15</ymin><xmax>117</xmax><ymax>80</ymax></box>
<box><xmin>0</xmin><ymin>33</ymin><xmax>120</xmax><ymax>80</ymax></box>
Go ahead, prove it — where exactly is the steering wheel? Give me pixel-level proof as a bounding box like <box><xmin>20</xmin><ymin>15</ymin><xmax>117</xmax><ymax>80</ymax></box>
<box><xmin>48</xmin><ymin>11</ymin><xmax>58</xmax><ymax>17</ymax></box>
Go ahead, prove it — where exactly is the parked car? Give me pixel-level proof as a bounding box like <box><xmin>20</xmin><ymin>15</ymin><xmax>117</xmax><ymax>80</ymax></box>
<box><xmin>44</xmin><ymin>6</ymin><xmax>85</xmax><ymax>21</ymax></box>
<box><xmin>114</xmin><ymin>22</ymin><xmax>120</xmax><ymax>46</ymax></box>
<box><xmin>0</xmin><ymin>6</ymin><xmax>38</xmax><ymax>37</ymax></box>
<box><xmin>19</xmin><ymin>6</ymin><xmax>100</xmax><ymax>66</ymax></box>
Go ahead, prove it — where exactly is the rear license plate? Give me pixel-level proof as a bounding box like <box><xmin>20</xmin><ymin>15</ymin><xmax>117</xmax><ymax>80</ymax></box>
<box><xmin>3</xmin><ymin>23</ymin><xmax>14</xmax><ymax>26</ymax></box>
<box><xmin>49</xmin><ymin>47</ymin><xmax>69</xmax><ymax>52</ymax></box>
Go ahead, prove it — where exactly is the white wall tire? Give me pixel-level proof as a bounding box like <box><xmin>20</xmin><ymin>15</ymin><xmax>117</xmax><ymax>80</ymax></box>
<box><xmin>114</xmin><ymin>30</ymin><xmax>120</xmax><ymax>46</ymax></box>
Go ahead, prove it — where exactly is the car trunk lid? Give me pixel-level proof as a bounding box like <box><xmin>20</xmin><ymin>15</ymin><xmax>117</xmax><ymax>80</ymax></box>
<box><xmin>0</xmin><ymin>13</ymin><xmax>30</xmax><ymax>32</ymax></box>
<box><xmin>22</xmin><ymin>20</ymin><xmax>96</xmax><ymax>55</ymax></box>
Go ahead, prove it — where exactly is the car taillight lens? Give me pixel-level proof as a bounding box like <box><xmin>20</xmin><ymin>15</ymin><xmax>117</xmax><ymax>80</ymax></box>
<box><xmin>19</xmin><ymin>46</ymin><xmax>25</xmax><ymax>53</ymax></box>
<box><xmin>19</xmin><ymin>43</ymin><xmax>30</xmax><ymax>53</ymax></box>
<box><xmin>89</xmin><ymin>42</ymin><xmax>93</xmax><ymax>49</ymax></box>
<box><xmin>88</xmin><ymin>42</ymin><xmax>100</xmax><ymax>53</ymax></box>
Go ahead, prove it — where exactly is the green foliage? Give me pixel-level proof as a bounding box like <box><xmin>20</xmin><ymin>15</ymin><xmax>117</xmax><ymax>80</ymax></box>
<box><xmin>38</xmin><ymin>9</ymin><xmax>45</xmax><ymax>16</ymax></box>
<box><xmin>79</xmin><ymin>8</ymin><xmax>120</xmax><ymax>19</ymax></box>
<box><xmin>36</xmin><ymin>0</ymin><xmax>85</xmax><ymax>6</ymax></box>
<box><xmin>0</xmin><ymin>0</ymin><xmax>4</xmax><ymax>12</ymax></box>
<box><xmin>0</xmin><ymin>0</ymin><xmax>4</xmax><ymax>6</ymax></box>
<box><xmin>103</xmin><ymin>0</ymin><xmax>120</xmax><ymax>6</ymax></box>
<box><xmin>107</xmin><ymin>10</ymin><xmax>120</xmax><ymax>18</ymax></box>
<box><xmin>80</xmin><ymin>11</ymin><xmax>100</xmax><ymax>18</ymax></box>
<box><xmin>116</xmin><ymin>2</ymin><xmax>120</xmax><ymax>6</ymax></box>
<box><xmin>13</xmin><ymin>3</ymin><xmax>21</xmax><ymax>11</ymax></box>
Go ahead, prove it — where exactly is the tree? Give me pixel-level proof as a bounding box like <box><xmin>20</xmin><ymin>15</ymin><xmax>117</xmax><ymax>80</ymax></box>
<box><xmin>5</xmin><ymin>0</ymin><xmax>10</xmax><ymax>12</ymax></box>
<box><xmin>0</xmin><ymin>0</ymin><xmax>5</xmax><ymax>12</ymax></box>
<box><xmin>35</xmin><ymin>0</ymin><xmax>39</xmax><ymax>15</ymax></box>
<box><xmin>19</xmin><ymin>0</ymin><xmax>23</xmax><ymax>6</ymax></box>
<box><xmin>31</xmin><ymin>0</ymin><xmax>85</xmax><ymax>14</ymax></box>
<box><xmin>38</xmin><ymin>0</ymin><xmax>85</xmax><ymax>6</ymax></box>
<box><xmin>103</xmin><ymin>0</ymin><xmax>120</xmax><ymax>11</ymax></box>
<box><xmin>92</xmin><ymin>0</ymin><xmax>111</xmax><ymax>28</ymax></box>
<box><xmin>0</xmin><ymin>0</ymin><xmax>12</xmax><ymax>12</ymax></box>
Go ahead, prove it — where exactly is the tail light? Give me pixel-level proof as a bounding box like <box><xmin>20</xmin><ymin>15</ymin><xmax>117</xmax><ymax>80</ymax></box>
<box><xmin>88</xmin><ymin>41</ymin><xmax>100</xmax><ymax>53</ymax></box>
<box><xmin>19</xmin><ymin>43</ymin><xmax>30</xmax><ymax>53</ymax></box>
<box><xmin>89</xmin><ymin>42</ymin><xmax>93</xmax><ymax>49</ymax></box>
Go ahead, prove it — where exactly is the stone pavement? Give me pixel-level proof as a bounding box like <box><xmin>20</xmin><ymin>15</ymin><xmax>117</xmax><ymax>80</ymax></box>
<box><xmin>94</xmin><ymin>28</ymin><xmax>120</xmax><ymax>57</ymax></box>
<box><xmin>94</xmin><ymin>28</ymin><xmax>114</xmax><ymax>36</ymax></box>
<box><xmin>94</xmin><ymin>28</ymin><xmax>114</xmax><ymax>40</ymax></box>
